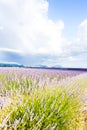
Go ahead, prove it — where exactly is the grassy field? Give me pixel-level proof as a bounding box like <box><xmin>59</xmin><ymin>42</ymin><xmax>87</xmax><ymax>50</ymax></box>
<box><xmin>0</xmin><ymin>68</ymin><xmax>86</xmax><ymax>130</ymax></box>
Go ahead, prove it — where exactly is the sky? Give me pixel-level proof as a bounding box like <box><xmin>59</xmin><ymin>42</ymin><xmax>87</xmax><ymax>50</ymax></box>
<box><xmin>0</xmin><ymin>0</ymin><xmax>87</xmax><ymax>68</ymax></box>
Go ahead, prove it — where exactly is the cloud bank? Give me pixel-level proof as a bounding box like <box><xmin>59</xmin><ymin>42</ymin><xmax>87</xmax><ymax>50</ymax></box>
<box><xmin>0</xmin><ymin>0</ymin><xmax>65</xmax><ymax>55</ymax></box>
<box><xmin>0</xmin><ymin>0</ymin><xmax>87</xmax><ymax>67</ymax></box>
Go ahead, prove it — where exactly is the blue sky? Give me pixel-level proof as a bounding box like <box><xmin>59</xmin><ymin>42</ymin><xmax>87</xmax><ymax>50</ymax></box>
<box><xmin>48</xmin><ymin>0</ymin><xmax>87</xmax><ymax>39</ymax></box>
<box><xmin>0</xmin><ymin>0</ymin><xmax>87</xmax><ymax>68</ymax></box>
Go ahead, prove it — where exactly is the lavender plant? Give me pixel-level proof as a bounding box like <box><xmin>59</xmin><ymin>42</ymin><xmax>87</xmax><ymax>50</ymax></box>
<box><xmin>0</xmin><ymin>67</ymin><xmax>86</xmax><ymax>129</ymax></box>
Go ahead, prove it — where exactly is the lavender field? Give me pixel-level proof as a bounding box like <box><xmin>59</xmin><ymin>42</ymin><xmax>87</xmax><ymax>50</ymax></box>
<box><xmin>0</xmin><ymin>68</ymin><xmax>87</xmax><ymax>130</ymax></box>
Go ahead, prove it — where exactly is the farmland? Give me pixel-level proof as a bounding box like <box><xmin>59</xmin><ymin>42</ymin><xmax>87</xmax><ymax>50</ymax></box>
<box><xmin>0</xmin><ymin>67</ymin><xmax>87</xmax><ymax>129</ymax></box>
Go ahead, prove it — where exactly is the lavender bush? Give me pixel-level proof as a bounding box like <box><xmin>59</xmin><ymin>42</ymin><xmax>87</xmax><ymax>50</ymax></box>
<box><xmin>0</xmin><ymin>67</ymin><xmax>86</xmax><ymax>129</ymax></box>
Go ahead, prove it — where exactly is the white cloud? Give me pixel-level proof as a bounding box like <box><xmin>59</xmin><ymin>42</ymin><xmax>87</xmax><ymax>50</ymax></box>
<box><xmin>0</xmin><ymin>26</ymin><xmax>3</xmax><ymax>30</ymax></box>
<box><xmin>0</xmin><ymin>48</ymin><xmax>23</xmax><ymax>54</ymax></box>
<box><xmin>78</xmin><ymin>19</ymin><xmax>87</xmax><ymax>48</ymax></box>
<box><xmin>0</xmin><ymin>0</ymin><xmax>66</xmax><ymax>55</ymax></box>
